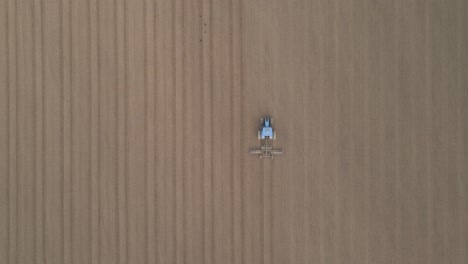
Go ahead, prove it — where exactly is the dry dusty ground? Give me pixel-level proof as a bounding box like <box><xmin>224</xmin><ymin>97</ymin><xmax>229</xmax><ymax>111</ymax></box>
<box><xmin>0</xmin><ymin>0</ymin><xmax>467</xmax><ymax>263</ymax></box>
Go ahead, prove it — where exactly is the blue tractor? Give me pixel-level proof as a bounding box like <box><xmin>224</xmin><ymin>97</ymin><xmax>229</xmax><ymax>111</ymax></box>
<box><xmin>258</xmin><ymin>117</ymin><xmax>276</xmax><ymax>140</ymax></box>
<box><xmin>250</xmin><ymin>117</ymin><xmax>283</xmax><ymax>159</ymax></box>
